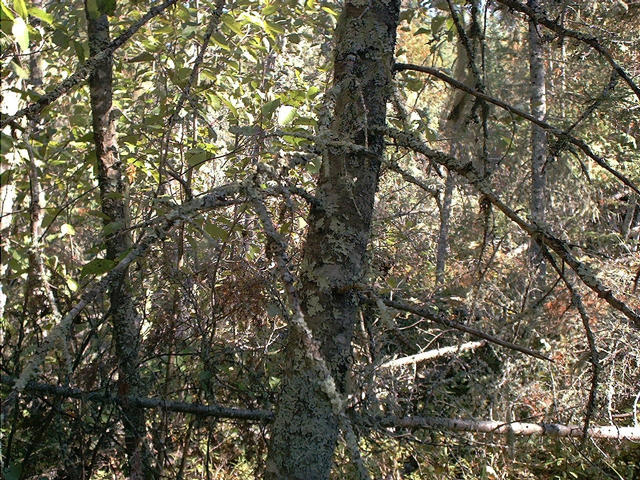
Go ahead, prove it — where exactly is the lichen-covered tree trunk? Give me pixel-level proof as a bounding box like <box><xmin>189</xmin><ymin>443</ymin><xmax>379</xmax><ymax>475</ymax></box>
<box><xmin>265</xmin><ymin>1</ymin><xmax>399</xmax><ymax>478</ymax></box>
<box><xmin>528</xmin><ymin>0</ymin><xmax>547</xmax><ymax>294</ymax></box>
<box><xmin>84</xmin><ymin>6</ymin><xmax>152</xmax><ymax>479</ymax></box>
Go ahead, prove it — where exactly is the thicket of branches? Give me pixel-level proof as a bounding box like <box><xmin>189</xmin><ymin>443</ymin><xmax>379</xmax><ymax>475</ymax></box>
<box><xmin>1</xmin><ymin>0</ymin><xmax>639</xmax><ymax>478</ymax></box>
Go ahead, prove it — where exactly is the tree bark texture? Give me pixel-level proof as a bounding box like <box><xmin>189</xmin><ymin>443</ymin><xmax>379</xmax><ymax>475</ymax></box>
<box><xmin>84</xmin><ymin>7</ymin><xmax>151</xmax><ymax>479</ymax></box>
<box><xmin>435</xmin><ymin>6</ymin><xmax>481</xmax><ymax>288</ymax></box>
<box><xmin>528</xmin><ymin>0</ymin><xmax>547</xmax><ymax>291</ymax></box>
<box><xmin>265</xmin><ymin>1</ymin><xmax>400</xmax><ymax>478</ymax></box>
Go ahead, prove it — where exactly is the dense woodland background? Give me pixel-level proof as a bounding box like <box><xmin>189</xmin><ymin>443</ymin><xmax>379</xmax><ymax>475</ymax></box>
<box><xmin>1</xmin><ymin>0</ymin><xmax>639</xmax><ymax>478</ymax></box>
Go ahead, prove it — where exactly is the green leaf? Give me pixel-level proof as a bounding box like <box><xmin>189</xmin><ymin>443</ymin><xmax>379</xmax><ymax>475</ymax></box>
<box><xmin>277</xmin><ymin>105</ymin><xmax>296</xmax><ymax>125</ymax></box>
<box><xmin>321</xmin><ymin>6</ymin><xmax>338</xmax><ymax>17</ymax></box>
<box><xmin>186</xmin><ymin>148</ymin><xmax>209</xmax><ymax>168</ymax></box>
<box><xmin>52</xmin><ymin>28</ymin><xmax>69</xmax><ymax>48</ymax></box>
<box><xmin>262</xmin><ymin>4</ymin><xmax>277</xmax><ymax>15</ymax></box>
<box><xmin>60</xmin><ymin>223</ymin><xmax>76</xmax><ymax>236</ymax></box>
<box><xmin>12</xmin><ymin>0</ymin><xmax>27</xmax><ymax>18</ymax></box>
<box><xmin>204</xmin><ymin>223</ymin><xmax>227</xmax><ymax>240</ymax></box>
<box><xmin>406</xmin><ymin>77</ymin><xmax>424</xmax><ymax>92</ymax></box>
<box><xmin>12</xmin><ymin>17</ymin><xmax>28</xmax><ymax>51</ymax></box>
<box><xmin>431</xmin><ymin>16</ymin><xmax>446</xmax><ymax>34</ymax></box>
<box><xmin>10</xmin><ymin>60</ymin><xmax>28</xmax><ymax>79</ymax></box>
<box><xmin>129</xmin><ymin>51</ymin><xmax>154</xmax><ymax>62</ymax></box>
<box><xmin>102</xmin><ymin>221</ymin><xmax>122</xmax><ymax>236</ymax></box>
<box><xmin>211</xmin><ymin>31</ymin><xmax>231</xmax><ymax>51</ymax></box>
<box><xmin>261</xmin><ymin>98</ymin><xmax>280</xmax><ymax>117</ymax></box>
<box><xmin>28</xmin><ymin>7</ymin><xmax>53</xmax><ymax>24</ymax></box>
<box><xmin>66</xmin><ymin>278</ymin><xmax>78</xmax><ymax>292</ymax></box>
<box><xmin>1</xmin><ymin>2</ymin><xmax>15</xmax><ymax>21</ymax></box>
<box><xmin>81</xmin><ymin>258</ymin><xmax>115</xmax><ymax>277</ymax></box>
<box><xmin>86</xmin><ymin>0</ymin><xmax>100</xmax><ymax>18</ymax></box>
<box><xmin>98</xmin><ymin>0</ymin><xmax>116</xmax><ymax>15</ymax></box>
<box><xmin>3</xmin><ymin>462</ymin><xmax>22</xmax><ymax>480</ymax></box>
<box><xmin>221</xmin><ymin>13</ymin><xmax>243</xmax><ymax>35</ymax></box>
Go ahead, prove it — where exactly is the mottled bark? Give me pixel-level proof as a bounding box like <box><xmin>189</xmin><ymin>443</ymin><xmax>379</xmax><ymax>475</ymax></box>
<box><xmin>84</xmin><ymin>6</ymin><xmax>151</xmax><ymax>479</ymax></box>
<box><xmin>265</xmin><ymin>1</ymin><xmax>400</xmax><ymax>478</ymax></box>
<box><xmin>528</xmin><ymin>0</ymin><xmax>547</xmax><ymax>298</ymax></box>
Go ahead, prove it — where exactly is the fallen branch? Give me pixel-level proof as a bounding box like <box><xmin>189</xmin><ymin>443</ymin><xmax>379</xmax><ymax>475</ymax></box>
<box><xmin>5</xmin><ymin>376</ymin><xmax>637</xmax><ymax>441</ymax></box>
<box><xmin>380</xmin><ymin>340</ymin><xmax>487</xmax><ymax>369</ymax></box>
<box><xmin>369</xmin><ymin>415</ymin><xmax>640</xmax><ymax>441</ymax></box>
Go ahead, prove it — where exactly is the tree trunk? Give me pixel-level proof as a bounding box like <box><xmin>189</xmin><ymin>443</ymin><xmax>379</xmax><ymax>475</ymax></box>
<box><xmin>436</xmin><ymin>10</ymin><xmax>480</xmax><ymax>288</ymax></box>
<box><xmin>84</xmin><ymin>5</ymin><xmax>152</xmax><ymax>479</ymax></box>
<box><xmin>265</xmin><ymin>1</ymin><xmax>400</xmax><ymax>478</ymax></box>
<box><xmin>528</xmin><ymin>0</ymin><xmax>547</xmax><ymax>297</ymax></box>
<box><xmin>435</xmin><ymin>170</ymin><xmax>455</xmax><ymax>287</ymax></box>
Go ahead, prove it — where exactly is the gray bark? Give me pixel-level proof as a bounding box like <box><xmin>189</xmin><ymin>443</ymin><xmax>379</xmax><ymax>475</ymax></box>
<box><xmin>528</xmin><ymin>0</ymin><xmax>547</xmax><ymax>297</ymax></box>
<box><xmin>435</xmin><ymin>170</ymin><xmax>455</xmax><ymax>287</ymax></box>
<box><xmin>264</xmin><ymin>1</ymin><xmax>400</xmax><ymax>477</ymax></box>
<box><xmin>435</xmin><ymin>6</ymin><xmax>481</xmax><ymax>288</ymax></box>
<box><xmin>84</xmin><ymin>5</ymin><xmax>152</xmax><ymax>479</ymax></box>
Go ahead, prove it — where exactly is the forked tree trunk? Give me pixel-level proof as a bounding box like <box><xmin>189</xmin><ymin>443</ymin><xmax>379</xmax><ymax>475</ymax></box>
<box><xmin>528</xmin><ymin>0</ymin><xmax>547</xmax><ymax>296</ymax></box>
<box><xmin>265</xmin><ymin>1</ymin><xmax>400</xmax><ymax>478</ymax></box>
<box><xmin>84</xmin><ymin>6</ymin><xmax>152</xmax><ymax>479</ymax></box>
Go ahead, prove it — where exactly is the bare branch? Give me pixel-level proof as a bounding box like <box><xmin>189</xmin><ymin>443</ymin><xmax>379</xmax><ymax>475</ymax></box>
<box><xmin>364</xmin><ymin>293</ymin><xmax>551</xmax><ymax>361</ymax></box>
<box><xmin>385</xmin><ymin>127</ymin><xmax>640</xmax><ymax>329</ymax></box>
<box><xmin>494</xmin><ymin>0</ymin><xmax>640</xmax><ymax>101</ymax></box>
<box><xmin>6</xmin><ymin>376</ymin><xmax>637</xmax><ymax>441</ymax></box>
<box><xmin>542</xmin><ymin>246</ymin><xmax>600</xmax><ymax>443</ymax></box>
<box><xmin>0</xmin><ymin>375</ymin><xmax>272</xmax><ymax>421</ymax></box>
<box><xmin>393</xmin><ymin>63</ymin><xmax>639</xmax><ymax>195</ymax></box>
<box><xmin>380</xmin><ymin>340</ymin><xmax>487</xmax><ymax>369</ymax></box>
<box><xmin>366</xmin><ymin>415</ymin><xmax>640</xmax><ymax>441</ymax></box>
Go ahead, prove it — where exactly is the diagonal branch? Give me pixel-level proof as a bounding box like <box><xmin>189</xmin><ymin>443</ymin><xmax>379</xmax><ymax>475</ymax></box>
<box><xmin>246</xmin><ymin>183</ymin><xmax>371</xmax><ymax>480</ymax></box>
<box><xmin>393</xmin><ymin>62</ymin><xmax>639</xmax><ymax>195</ymax></box>
<box><xmin>384</xmin><ymin>127</ymin><xmax>640</xmax><ymax>329</ymax></box>
<box><xmin>0</xmin><ymin>0</ymin><xmax>180</xmax><ymax>129</ymax></box>
<box><xmin>541</xmin><ymin>245</ymin><xmax>600</xmax><ymax>444</ymax></box>
<box><xmin>365</xmin><ymin>293</ymin><xmax>551</xmax><ymax>361</ymax></box>
<box><xmin>380</xmin><ymin>340</ymin><xmax>487</xmax><ymax>369</ymax></box>
<box><xmin>493</xmin><ymin>0</ymin><xmax>640</xmax><ymax>102</ymax></box>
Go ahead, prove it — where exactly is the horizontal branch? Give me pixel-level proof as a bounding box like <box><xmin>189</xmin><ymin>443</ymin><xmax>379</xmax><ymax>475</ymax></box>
<box><xmin>380</xmin><ymin>340</ymin><xmax>487</xmax><ymax>369</ymax></box>
<box><xmin>384</xmin><ymin>127</ymin><xmax>640</xmax><ymax>329</ymax></box>
<box><xmin>0</xmin><ymin>0</ymin><xmax>179</xmax><ymax>128</ymax></box>
<box><xmin>493</xmin><ymin>0</ymin><xmax>640</xmax><ymax>102</ymax></box>
<box><xmin>393</xmin><ymin>63</ymin><xmax>639</xmax><ymax>195</ymax></box>
<box><xmin>1</xmin><ymin>375</ymin><xmax>272</xmax><ymax>421</ymax></box>
<box><xmin>368</xmin><ymin>415</ymin><xmax>640</xmax><ymax>441</ymax></box>
<box><xmin>6</xmin><ymin>376</ymin><xmax>637</xmax><ymax>441</ymax></box>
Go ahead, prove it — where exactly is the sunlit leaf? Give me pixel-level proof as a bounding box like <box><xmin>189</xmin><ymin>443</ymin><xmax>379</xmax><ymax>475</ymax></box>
<box><xmin>11</xmin><ymin>16</ymin><xmax>28</xmax><ymax>51</ymax></box>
